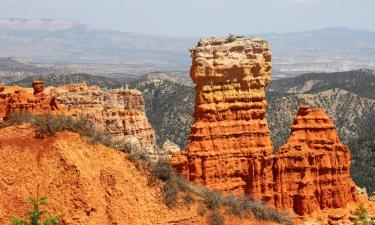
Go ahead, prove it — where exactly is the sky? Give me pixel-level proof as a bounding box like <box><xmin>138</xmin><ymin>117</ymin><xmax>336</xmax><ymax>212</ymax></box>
<box><xmin>0</xmin><ymin>0</ymin><xmax>374</xmax><ymax>36</ymax></box>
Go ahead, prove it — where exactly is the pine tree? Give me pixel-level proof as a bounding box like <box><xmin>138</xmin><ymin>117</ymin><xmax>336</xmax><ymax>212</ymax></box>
<box><xmin>10</xmin><ymin>186</ymin><xmax>63</xmax><ymax>225</ymax></box>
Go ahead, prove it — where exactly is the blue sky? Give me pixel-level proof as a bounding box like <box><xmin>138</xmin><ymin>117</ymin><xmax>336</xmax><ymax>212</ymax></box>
<box><xmin>0</xmin><ymin>0</ymin><xmax>374</xmax><ymax>36</ymax></box>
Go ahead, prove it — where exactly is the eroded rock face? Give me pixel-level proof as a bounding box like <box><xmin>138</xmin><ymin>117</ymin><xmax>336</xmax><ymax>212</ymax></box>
<box><xmin>173</xmin><ymin>37</ymin><xmax>274</xmax><ymax>194</ymax></box>
<box><xmin>0</xmin><ymin>81</ymin><xmax>61</xmax><ymax>121</ymax></box>
<box><xmin>172</xmin><ymin>37</ymin><xmax>357</xmax><ymax>216</ymax></box>
<box><xmin>48</xmin><ymin>83</ymin><xmax>156</xmax><ymax>147</ymax></box>
<box><xmin>269</xmin><ymin>105</ymin><xmax>357</xmax><ymax>215</ymax></box>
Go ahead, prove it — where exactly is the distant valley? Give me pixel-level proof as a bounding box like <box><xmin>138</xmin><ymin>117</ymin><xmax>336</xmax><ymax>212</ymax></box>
<box><xmin>0</xmin><ymin>19</ymin><xmax>375</xmax><ymax>78</ymax></box>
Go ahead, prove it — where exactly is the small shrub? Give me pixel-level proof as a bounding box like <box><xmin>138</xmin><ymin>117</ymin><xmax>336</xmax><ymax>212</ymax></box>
<box><xmin>151</xmin><ymin>160</ymin><xmax>174</xmax><ymax>182</ymax></box>
<box><xmin>183</xmin><ymin>192</ymin><xmax>195</xmax><ymax>206</ymax></box>
<box><xmin>176</xmin><ymin>176</ymin><xmax>191</xmax><ymax>192</ymax></box>
<box><xmin>353</xmin><ymin>204</ymin><xmax>371</xmax><ymax>225</ymax></box>
<box><xmin>10</xmin><ymin>186</ymin><xmax>63</xmax><ymax>225</ymax></box>
<box><xmin>163</xmin><ymin>180</ymin><xmax>178</xmax><ymax>207</ymax></box>
<box><xmin>128</xmin><ymin>149</ymin><xmax>149</xmax><ymax>162</ymax></box>
<box><xmin>225</xmin><ymin>33</ymin><xmax>236</xmax><ymax>43</ymax></box>
<box><xmin>203</xmin><ymin>190</ymin><xmax>222</xmax><ymax>210</ymax></box>
<box><xmin>208</xmin><ymin>210</ymin><xmax>224</xmax><ymax>225</ymax></box>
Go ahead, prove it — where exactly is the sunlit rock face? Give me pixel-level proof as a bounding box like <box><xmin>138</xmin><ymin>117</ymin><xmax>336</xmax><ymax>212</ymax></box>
<box><xmin>172</xmin><ymin>37</ymin><xmax>357</xmax><ymax>215</ymax></box>
<box><xmin>48</xmin><ymin>83</ymin><xmax>156</xmax><ymax>148</ymax></box>
<box><xmin>172</xmin><ymin>37</ymin><xmax>274</xmax><ymax>194</ymax></box>
<box><xmin>269</xmin><ymin>105</ymin><xmax>357</xmax><ymax>215</ymax></box>
<box><xmin>0</xmin><ymin>81</ymin><xmax>61</xmax><ymax>122</ymax></box>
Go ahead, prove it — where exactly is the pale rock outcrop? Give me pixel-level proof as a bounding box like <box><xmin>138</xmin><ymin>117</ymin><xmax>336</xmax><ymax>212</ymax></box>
<box><xmin>48</xmin><ymin>83</ymin><xmax>156</xmax><ymax>148</ymax></box>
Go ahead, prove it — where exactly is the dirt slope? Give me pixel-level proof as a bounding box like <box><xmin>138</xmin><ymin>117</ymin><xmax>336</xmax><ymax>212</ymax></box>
<box><xmin>0</xmin><ymin>124</ymin><xmax>275</xmax><ymax>225</ymax></box>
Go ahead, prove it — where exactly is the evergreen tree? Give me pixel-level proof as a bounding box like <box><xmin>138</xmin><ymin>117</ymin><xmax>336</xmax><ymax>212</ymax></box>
<box><xmin>10</xmin><ymin>186</ymin><xmax>63</xmax><ymax>225</ymax></box>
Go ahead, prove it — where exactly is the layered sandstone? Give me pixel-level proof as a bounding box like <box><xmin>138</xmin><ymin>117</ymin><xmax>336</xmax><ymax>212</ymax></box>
<box><xmin>173</xmin><ymin>37</ymin><xmax>274</xmax><ymax>194</ymax></box>
<box><xmin>172</xmin><ymin>37</ymin><xmax>358</xmax><ymax>216</ymax></box>
<box><xmin>269</xmin><ymin>105</ymin><xmax>357</xmax><ymax>215</ymax></box>
<box><xmin>0</xmin><ymin>81</ymin><xmax>61</xmax><ymax>121</ymax></box>
<box><xmin>48</xmin><ymin>83</ymin><xmax>156</xmax><ymax>147</ymax></box>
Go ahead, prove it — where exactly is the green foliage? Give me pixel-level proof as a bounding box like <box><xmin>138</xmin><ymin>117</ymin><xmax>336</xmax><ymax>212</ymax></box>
<box><xmin>3</xmin><ymin>113</ymin><xmax>114</xmax><ymax>147</ymax></box>
<box><xmin>353</xmin><ymin>204</ymin><xmax>371</xmax><ymax>225</ymax></box>
<box><xmin>10</xmin><ymin>186</ymin><xmax>63</xmax><ymax>225</ymax></box>
<box><xmin>223</xmin><ymin>194</ymin><xmax>293</xmax><ymax>224</ymax></box>
<box><xmin>350</xmin><ymin>130</ymin><xmax>375</xmax><ymax>194</ymax></box>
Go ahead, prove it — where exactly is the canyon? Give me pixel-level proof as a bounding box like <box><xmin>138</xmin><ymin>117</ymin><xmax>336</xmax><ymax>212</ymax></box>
<box><xmin>171</xmin><ymin>37</ymin><xmax>358</xmax><ymax>216</ymax></box>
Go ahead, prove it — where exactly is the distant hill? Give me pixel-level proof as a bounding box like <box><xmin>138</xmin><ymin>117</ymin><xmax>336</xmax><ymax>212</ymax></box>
<box><xmin>1</xmin><ymin>19</ymin><xmax>375</xmax><ymax>77</ymax></box>
<box><xmin>12</xmin><ymin>73</ymin><xmax>126</xmax><ymax>89</ymax></box>
<box><xmin>0</xmin><ymin>57</ymin><xmax>61</xmax><ymax>83</ymax></box>
<box><xmin>268</xmin><ymin>69</ymin><xmax>375</xmax><ymax>99</ymax></box>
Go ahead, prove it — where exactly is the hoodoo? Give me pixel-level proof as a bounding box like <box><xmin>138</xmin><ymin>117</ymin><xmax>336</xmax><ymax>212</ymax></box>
<box><xmin>172</xmin><ymin>37</ymin><xmax>358</xmax><ymax>215</ymax></box>
<box><xmin>269</xmin><ymin>105</ymin><xmax>357</xmax><ymax>214</ymax></box>
<box><xmin>0</xmin><ymin>81</ymin><xmax>61</xmax><ymax>121</ymax></box>
<box><xmin>172</xmin><ymin>37</ymin><xmax>274</xmax><ymax>194</ymax></box>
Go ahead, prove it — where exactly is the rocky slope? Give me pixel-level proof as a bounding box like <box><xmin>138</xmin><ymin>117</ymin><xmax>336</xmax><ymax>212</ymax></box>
<box><xmin>172</xmin><ymin>37</ymin><xmax>358</xmax><ymax>216</ymax></box>
<box><xmin>0</xmin><ymin>124</ymin><xmax>280</xmax><ymax>225</ymax></box>
<box><xmin>267</xmin><ymin>88</ymin><xmax>375</xmax><ymax>148</ymax></box>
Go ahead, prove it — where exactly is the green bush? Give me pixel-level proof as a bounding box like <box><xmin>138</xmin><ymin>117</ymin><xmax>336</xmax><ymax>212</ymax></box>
<box><xmin>10</xmin><ymin>186</ymin><xmax>63</xmax><ymax>225</ymax></box>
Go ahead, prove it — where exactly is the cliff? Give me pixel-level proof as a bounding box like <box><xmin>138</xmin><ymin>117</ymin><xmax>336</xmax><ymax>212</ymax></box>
<box><xmin>172</xmin><ymin>37</ymin><xmax>358</xmax><ymax>216</ymax></box>
<box><xmin>48</xmin><ymin>83</ymin><xmax>156</xmax><ymax>148</ymax></box>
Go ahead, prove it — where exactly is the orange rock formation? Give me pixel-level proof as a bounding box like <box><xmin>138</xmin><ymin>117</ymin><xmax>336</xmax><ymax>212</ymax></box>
<box><xmin>270</xmin><ymin>105</ymin><xmax>357</xmax><ymax>215</ymax></box>
<box><xmin>172</xmin><ymin>37</ymin><xmax>358</xmax><ymax>216</ymax></box>
<box><xmin>0</xmin><ymin>81</ymin><xmax>61</xmax><ymax>122</ymax></box>
<box><xmin>48</xmin><ymin>83</ymin><xmax>156</xmax><ymax>147</ymax></box>
<box><xmin>173</xmin><ymin>37</ymin><xmax>274</xmax><ymax>195</ymax></box>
